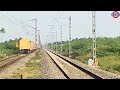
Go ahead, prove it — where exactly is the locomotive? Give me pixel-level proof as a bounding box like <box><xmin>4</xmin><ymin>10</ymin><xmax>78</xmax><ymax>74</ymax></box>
<box><xmin>16</xmin><ymin>38</ymin><xmax>38</xmax><ymax>54</ymax></box>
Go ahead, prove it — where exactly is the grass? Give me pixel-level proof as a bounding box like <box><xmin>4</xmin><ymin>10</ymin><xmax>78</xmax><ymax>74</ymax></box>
<box><xmin>9</xmin><ymin>50</ymin><xmax>42</xmax><ymax>79</ymax></box>
<box><xmin>98</xmin><ymin>56</ymin><xmax>120</xmax><ymax>75</ymax></box>
<box><xmin>75</xmin><ymin>53</ymin><xmax>91</xmax><ymax>64</ymax></box>
<box><xmin>0</xmin><ymin>48</ymin><xmax>11</xmax><ymax>58</ymax></box>
<box><xmin>0</xmin><ymin>47</ymin><xmax>19</xmax><ymax>58</ymax></box>
<box><xmin>74</xmin><ymin>54</ymin><xmax>120</xmax><ymax>75</ymax></box>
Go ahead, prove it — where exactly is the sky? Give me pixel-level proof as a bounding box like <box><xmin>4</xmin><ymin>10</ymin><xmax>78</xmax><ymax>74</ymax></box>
<box><xmin>0</xmin><ymin>11</ymin><xmax>120</xmax><ymax>45</ymax></box>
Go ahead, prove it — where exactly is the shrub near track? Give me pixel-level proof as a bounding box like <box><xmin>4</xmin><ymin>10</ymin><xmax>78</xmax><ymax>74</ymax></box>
<box><xmin>0</xmin><ymin>39</ymin><xmax>19</xmax><ymax>58</ymax></box>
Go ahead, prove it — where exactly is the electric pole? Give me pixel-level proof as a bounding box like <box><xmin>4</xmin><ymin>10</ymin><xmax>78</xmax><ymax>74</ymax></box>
<box><xmin>69</xmin><ymin>16</ymin><xmax>71</xmax><ymax>57</ymax></box>
<box><xmin>35</xmin><ymin>18</ymin><xmax>37</xmax><ymax>44</ymax></box>
<box><xmin>60</xmin><ymin>26</ymin><xmax>62</xmax><ymax>55</ymax></box>
<box><xmin>48</xmin><ymin>25</ymin><xmax>63</xmax><ymax>54</ymax></box>
<box><xmin>92</xmin><ymin>11</ymin><xmax>96</xmax><ymax>64</ymax></box>
<box><xmin>48</xmin><ymin>31</ymin><xmax>56</xmax><ymax>52</ymax></box>
<box><xmin>55</xmin><ymin>31</ymin><xmax>57</xmax><ymax>53</ymax></box>
<box><xmin>54</xmin><ymin>17</ymin><xmax>72</xmax><ymax>57</ymax></box>
<box><xmin>21</xmin><ymin>19</ymin><xmax>37</xmax><ymax>44</ymax></box>
<box><xmin>38</xmin><ymin>30</ymin><xmax>41</xmax><ymax>48</ymax></box>
<box><xmin>49</xmin><ymin>33</ymin><xmax>54</xmax><ymax>51</ymax></box>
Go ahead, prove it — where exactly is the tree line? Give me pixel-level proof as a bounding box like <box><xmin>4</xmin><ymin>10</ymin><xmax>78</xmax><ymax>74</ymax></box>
<box><xmin>48</xmin><ymin>36</ymin><xmax>120</xmax><ymax>59</ymax></box>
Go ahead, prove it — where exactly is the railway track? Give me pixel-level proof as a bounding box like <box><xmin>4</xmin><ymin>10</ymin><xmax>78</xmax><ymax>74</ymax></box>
<box><xmin>0</xmin><ymin>50</ymin><xmax>38</xmax><ymax>70</ymax></box>
<box><xmin>45</xmin><ymin>49</ymin><xmax>120</xmax><ymax>79</ymax></box>
<box><xmin>0</xmin><ymin>54</ymin><xmax>27</xmax><ymax>70</ymax></box>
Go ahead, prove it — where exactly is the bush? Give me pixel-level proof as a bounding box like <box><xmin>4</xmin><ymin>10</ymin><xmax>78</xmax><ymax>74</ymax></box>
<box><xmin>0</xmin><ymin>38</ymin><xmax>19</xmax><ymax>56</ymax></box>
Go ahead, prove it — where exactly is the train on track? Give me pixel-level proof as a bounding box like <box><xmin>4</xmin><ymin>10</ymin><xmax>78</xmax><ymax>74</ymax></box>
<box><xmin>16</xmin><ymin>38</ymin><xmax>38</xmax><ymax>54</ymax></box>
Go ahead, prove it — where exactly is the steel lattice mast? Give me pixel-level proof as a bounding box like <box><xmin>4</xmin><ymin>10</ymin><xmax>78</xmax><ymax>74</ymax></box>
<box><xmin>92</xmin><ymin>11</ymin><xmax>96</xmax><ymax>64</ymax></box>
<box><xmin>69</xmin><ymin>16</ymin><xmax>71</xmax><ymax>57</ymax></box>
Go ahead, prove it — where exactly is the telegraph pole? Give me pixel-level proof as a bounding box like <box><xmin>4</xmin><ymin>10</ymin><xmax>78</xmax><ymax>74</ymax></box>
<box><xmin>69</xmin><ymin>16</ymin><xmax>71</xmax><ymax>57</ymax></box>
<box><xmin>92</xmin><ymin>11</ymin><xmax>96</xmax><ymax>64</ymax></box>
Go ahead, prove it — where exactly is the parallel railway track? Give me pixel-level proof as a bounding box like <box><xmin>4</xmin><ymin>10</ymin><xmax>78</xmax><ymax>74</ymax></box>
<box><xmin>0</xmin><ymin>54</ymin><xmax>27</xmax><ymax>70</ymax></box>
<box><xmin>0</xmin><ymin>49</ymin><xmax>37</xmax><ymax>70</ymax></box>
<box><xmin>45</xmin><ymin>49</ymin><xmax>120</xmax><ymax>79</ymax></box>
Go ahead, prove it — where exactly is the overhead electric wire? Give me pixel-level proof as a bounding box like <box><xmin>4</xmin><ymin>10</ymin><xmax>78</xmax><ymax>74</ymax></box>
<box><xmin>0</xmin><ymin>12</ymin><xmax>26</xmax><ymax>31</ymax></box>
<box><xmin>0</xmin><ymin>12</ymin><xmax>35</xmax><ymax>39</ymax></box>
<box><xmin>0</xmin><ymin>12</ymin><xmax>32</xmax><ymax>31</ymax></box>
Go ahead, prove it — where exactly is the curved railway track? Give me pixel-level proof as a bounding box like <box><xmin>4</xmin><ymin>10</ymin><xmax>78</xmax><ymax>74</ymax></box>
<box><xmin>45</xmin><ymin>49</ymin><xmax>120</xmax><ymax>79</ymax></box>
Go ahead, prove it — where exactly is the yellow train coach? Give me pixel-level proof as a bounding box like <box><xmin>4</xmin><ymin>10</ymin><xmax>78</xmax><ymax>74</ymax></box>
<box><xmin>16</xmin><ymin>38</ymin><xmax>38</xmax><ymax>54</ymax></box>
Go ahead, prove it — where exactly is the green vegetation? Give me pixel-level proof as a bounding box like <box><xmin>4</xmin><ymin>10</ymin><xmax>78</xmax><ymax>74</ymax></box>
<box><xmin>10</xmin><ymin>50</ymin><xmax>42</xmax><ymax>79</ymax></box>
<box><xmin>0</xmin><ymin>38</ymin><xmax>20</xmax><ymax>58</ymax></box>
<box><xmin>0</xmin><ymin>27</ymin><xmax>21</xmax><ymax>58</ymax></box>
<box><xmin>48</xmin><ymin>36</ymin><xmax>120</xmax><ymax>74</ymax></box>
<box><xmin>0</xmin><ymin>28</ymin><xmax>5</xmax><ymax>33</ymax></box>
<box><xmin>98</xmin><ymin>56</ymin><xmax>120</xmax><ymax>74</ymax></box>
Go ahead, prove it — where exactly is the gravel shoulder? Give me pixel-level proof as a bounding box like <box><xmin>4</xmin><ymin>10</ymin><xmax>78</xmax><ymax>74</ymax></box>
<box><xmin>40</xmin><ymin>50</ymin><xmax>67</xmax><ymax>79</ymax></box>
<box><xmin>0</xmin><ymin>49</ymin><xmax>67</xmax><ymax>79</ymax></box>
<box><xmin>0</xmin><ymin>50</ymin><xmax>38</xmax><ymax>79</ymax></box>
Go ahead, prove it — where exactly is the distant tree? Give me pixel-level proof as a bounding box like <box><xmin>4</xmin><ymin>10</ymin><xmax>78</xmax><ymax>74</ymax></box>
<box><xmin>0</xmin><ymin>28</ymin><xmax>5</xmax><ymax>43</ymax></box>
<box><xmin>75</xmin><ymin>38</ymin><xmax>78</xmax><ymax>40</ymax></box>
<box><xmin>9</xmin><ymin>39</ymin><xmax>12</xmax><ymax>42</ymax></box>
<box><xmin>15</xmin><ymin>38</ymin><xmax>18</xmax><ymax>41</ymax></box>
<box><xmin>18</xmin><ymin>37</ymin><xmax>22</xmax><ymax>41</ymax></box>
<box><xmin>0</xmin><ymin>28</ymin><xmax>5</xmax><ymax>33</ymax></box>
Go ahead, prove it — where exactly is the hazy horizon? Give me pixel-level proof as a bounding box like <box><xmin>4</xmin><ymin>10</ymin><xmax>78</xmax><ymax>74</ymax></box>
<box><xmin>0</xmin><ymin>11</ymin><xmax>120</xmax><ymax>45</ymax></box>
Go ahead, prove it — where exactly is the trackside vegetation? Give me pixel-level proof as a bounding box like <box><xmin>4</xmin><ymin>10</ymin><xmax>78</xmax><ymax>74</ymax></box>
<box><xmin>0</xmin><ymin>38</ymin><xmax>20</xmax><ymax>58</ymax></box>
<box><xmin>48</xmin><ymin>36</ymin><xmax>120</xmax><ymax>75</ymax></box>
<box><xmin>9</xmin><ymin>50</ymin><xmax>42</xmax><ymax>79</ymax></box>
